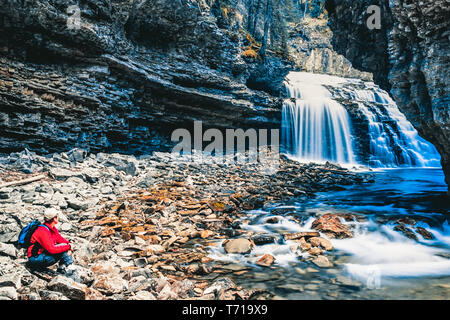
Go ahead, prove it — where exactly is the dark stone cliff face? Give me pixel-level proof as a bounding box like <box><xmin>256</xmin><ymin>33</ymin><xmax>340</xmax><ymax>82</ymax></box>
<box><xmin>326</xmin><ymin>0</ymin><xmax>450</xmax><ymax>193</ymax></box>
<box><xmin>0</xmin><ymin>0</ymin><xmax>289</xmax><ymax>155</ymax></box>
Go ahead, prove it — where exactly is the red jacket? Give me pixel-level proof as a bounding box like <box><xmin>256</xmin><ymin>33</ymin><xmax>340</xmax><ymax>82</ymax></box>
<box><xmin>27</xmin><ymin>222</ymin><xmax>71</xmax><ymax>258</ymax></box>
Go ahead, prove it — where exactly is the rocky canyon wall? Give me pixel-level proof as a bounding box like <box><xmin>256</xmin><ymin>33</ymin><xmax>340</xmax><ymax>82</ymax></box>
<box><xmin>0</xmin><ymin>0</ymin><xmax>287</xmax><ymax>155</ymax></box>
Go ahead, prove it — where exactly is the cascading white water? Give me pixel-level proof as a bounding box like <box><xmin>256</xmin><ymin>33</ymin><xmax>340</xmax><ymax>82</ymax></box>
<box><xmin>354</xmin><ymin>88</ymin><xmax>441</xmax><ymax>168</ymax></box>
<box><xmin>282</xmin><ymin>73</ymin><xmax>356</xmax><ymax>164</ymax></box>
<box><xmin>281</xmin><ymin>72</ymin><xmax>441</xmax><ymax>168</ymax></box>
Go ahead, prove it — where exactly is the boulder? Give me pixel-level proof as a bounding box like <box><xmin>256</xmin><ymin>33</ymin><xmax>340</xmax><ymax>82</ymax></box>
<box><xmin>47</xmin><ymin>276</ymin><xmax>87</xmax><ymax>300</ymax></box>
<box><xmin>393</xmin><ymin>224</ymin><xmax>417</xmax><ymax>241</ymax></box>
<box><xmin>157</xmin><ymin>284</ymin><xmax>178</xmax><ymax>300</ymax></box>
<box><xmin>308</xmin><ymin>247</ymin><xmax>323</xmax><ymax>256</ymax></box>
<box><xmin>204</xmin><ymin>277</ymin><xmax>236</xmax><ymax>295</ymax></box>
<box><xmin>308</xmin><ymin>237</ymin><xmax>334</xmax><ymax>251</ymax></box>
<box><xmin>251</xmin><ymin>234</ymin><xmax>278</xmax><ymax>246</ymax></box>
<box><xmin>93</xmin><ymin>275</ymin><xmax>129</xmax><ymax>295</ymax></box>
<box><xmin>171</xmin><ymin>279</ymin><xmax>195</xmax><ymax>299</ymax></box>
<box><xmin>39</xmin><ymin>289</ymin><xmax>70</xmax><ymax>300</ymax></box>
<box><xmin>416</xmin><ymin>227</ymin><xmax>434</xmax><ymax>240</ymax></box>
<box><xmin>311</xmin><ymin>255</ymin><xmax>333</xmax><ymax>268</ymax></box>
<box><xmin>0</xmin><ymin>242</ymin><xmax>17</xmax><ymax>258</ymax></box>
<box><xmin>311</xmin><ymin>214</ymin><xmax>353</xmax><ymax>239</ymax></box>
<box><xmin>223</xmin><ymin>238</ymin><xmax>253</xmax><ymax>254</ymax></box>
<box><xmin>255</xmin><ymin>254</ymin><xmax>275</xmax><ymax>267</ymax></box>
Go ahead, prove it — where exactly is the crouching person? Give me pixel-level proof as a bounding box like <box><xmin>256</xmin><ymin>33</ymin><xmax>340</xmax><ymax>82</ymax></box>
<box><xmin>26</xmin><ymin>208</ymin><xmax>73</xmax><ymax>274</ymax></box>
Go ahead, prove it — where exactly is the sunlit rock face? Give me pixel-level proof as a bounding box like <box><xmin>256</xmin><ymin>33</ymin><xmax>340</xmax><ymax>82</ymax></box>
<box><xmin>326</xmin><ymin>0</ymin><xmax>450</xmax><ymax>193</ymax></box>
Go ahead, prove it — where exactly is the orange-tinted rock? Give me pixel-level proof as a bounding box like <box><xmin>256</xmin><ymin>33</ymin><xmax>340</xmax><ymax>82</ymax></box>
<box><xmin>308</xmin><ymin>237</ymin><xmax>334</xmax><ymax>251</ymax></box>
<box><xmin>255</xmin><ymin>254</ymin><xmax>275</xmax><ymax>267</ymax></box>
<box><xmin>308</xmin><ymin>247</ymin><xmax>323</xmax><ymax>255</ymax></box>
<box><xmin>311</xmin><ymin>214</ymin><xmax>353</xmax><ymax>239</ymax></box>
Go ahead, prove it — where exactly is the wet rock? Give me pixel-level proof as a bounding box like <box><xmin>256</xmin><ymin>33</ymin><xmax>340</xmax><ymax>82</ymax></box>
<box><xmin>255</xmin><ymin>254</ymin><xmax>275</xmax><ymax>267</ymax></box>
<box><xmin>393</xmin><ymin>224</ymin><xmax>418</xmax><ymax>241</ymax></box>
<box><xmin>327</xmin><ymin>0</ymin><xmax>450</xmax><ymax>194</ymax></box>
<box><xmin>304</xmin><ymin>284</ymin><xmax>319</xmax><ymax>291</ymax></box>
<box><xmin>335</xmin><ymin>276</ymin><xmax>362</xmax><ymax>288</ymax></box>
<box><xmin>251</xmin><ymin>234</ymin><xmax>278</xmax><ymax>246</ymax></box>
<box><xmin>204</xmin><ymin>277</ymin><xmax>236</xmax><ymax>295</ymax></box>
<box><xmin>311</xmin><ymin>255</ymin><xmax>333</xmax><ymax>268</ymax></box>
<box><xmin>223</xmin><ymin>239</ymin><xmax>253</xmax><ymax>254</ymax></box>
<box><xmin>284</xmin><ymin>232</ymin><xmax>320</xmax><ymax>241</ymax></box>
<box><xmin>416</xmin><ymin>227</ymin><xmax>434</xmax><ymax>240</ymax></box>
<box><xmin>308</xmin><ymin>247</ymin><xmax>324</xmax><ymax>256</ymax></box>
<box><xmin>265</xmin><ymin>217</ymin><xmax>279</xmax><ymax>224</ymax></box>
<box><xmin>278</xmin><ymin>283</ymin><xmax>304</xmax><ymax>292</ymax></box>
<box><xmin>308</xmin><ymin>237</ymin><xmax>334</xmax><ymax>251</ymax></box>
<box><xmin>47</xmin><ymin>276</ymin><xmax>87</xmax><ymax>300</ymax></box>
<box><xmin>311</xmin><ymin>214</ymin><xmax>353</xmax><ymax>239</ymax></box>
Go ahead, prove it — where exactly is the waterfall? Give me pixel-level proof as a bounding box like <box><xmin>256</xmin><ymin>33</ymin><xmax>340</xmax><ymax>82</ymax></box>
<box><xmin>353</xmin><ymin>88</ymin><xmax>441</xmax><ymax>168</ymax></box>
<box><xmin>281</xmin><ymin>72</ymin><xmax>441</xmax><ymax>168</ymax></box>
<box><xmin>281</xmin><ymin>72</ymin><xmax>356</xmax><ymax>164</ymax></box>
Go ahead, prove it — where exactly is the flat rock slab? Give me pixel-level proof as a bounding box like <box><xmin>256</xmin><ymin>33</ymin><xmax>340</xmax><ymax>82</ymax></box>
<box><xmin>223</xmin><ymin>239</ymin><xmax>253</xmax><ymax>254</ymax></box>
<box><xmin>255</xmin><ymin>254</ymin><xmax>275</xmax><ymax>267</ymax></box>
<box><xmin>284</xmin><ymin>232</ymin><xmax>320</xmax><ymax>241</ymax></box>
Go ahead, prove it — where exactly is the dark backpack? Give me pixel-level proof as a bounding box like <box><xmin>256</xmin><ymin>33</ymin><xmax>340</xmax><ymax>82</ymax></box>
<box><xmin>17</xmin><ymin>220</ymin><xmax>49</xmax><ymax>249</ymax></box>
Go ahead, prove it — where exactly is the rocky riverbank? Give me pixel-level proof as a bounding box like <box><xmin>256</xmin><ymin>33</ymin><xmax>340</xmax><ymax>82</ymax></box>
<box><xmin>0</xmin><ymin>148</ymin><xmax>375</xmax><ymax>300</ymax></box>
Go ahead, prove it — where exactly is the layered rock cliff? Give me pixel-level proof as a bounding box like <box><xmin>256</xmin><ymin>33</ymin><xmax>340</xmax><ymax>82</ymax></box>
<box><xmin>0</xmin><ymin>0</ymin><xmax>376</xmax><ymax>156</ymax></box>
<box><xmin>0</xmin><ymin>0</ymin><xmax>287</xmax><ymax>155</ymax></box>
<box><xmin>326</xmin><ymin>0</ymin><xmax>450</xmax><ymax>193</ymax></box>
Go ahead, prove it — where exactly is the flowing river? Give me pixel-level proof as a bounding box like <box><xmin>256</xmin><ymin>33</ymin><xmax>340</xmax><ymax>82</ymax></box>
<box><xmin>207</xmin><ymin>168</ymin><xmax>450</xmax><ymax>299</ymax></box>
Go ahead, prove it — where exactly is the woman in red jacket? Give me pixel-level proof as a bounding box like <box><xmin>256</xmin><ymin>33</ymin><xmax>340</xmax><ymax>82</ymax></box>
<box><xmin>26</xmin><ymin>208</ymin><xmax>73</xmax><ymax>274</ymax></box>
